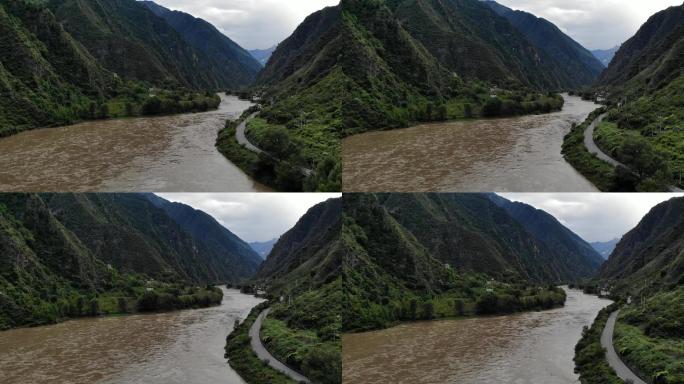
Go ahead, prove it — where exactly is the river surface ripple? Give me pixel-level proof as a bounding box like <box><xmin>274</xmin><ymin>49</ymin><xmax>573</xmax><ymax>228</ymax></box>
<box><xmin>0</xmin><ymin>287</ymin><xmax>264</xmax><ymax>384</ymax></box>
<box><xmin>342</xmin><ymin>288</ymin><xmax>612</xmax><ymax>384</ymax></box>
<box><xmin>0</xmin><ymin>94</ymin><xmax>270</xmax><ymax>192</ymax></box>
<box><xmin>343</xmin><ymin>95</ymin><xmax>600</xmax><ymax>192</ymax></box>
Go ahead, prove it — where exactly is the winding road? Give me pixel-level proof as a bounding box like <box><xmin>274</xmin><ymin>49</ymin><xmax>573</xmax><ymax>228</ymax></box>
<box><xmin>249</xmin><ymin>308</ymin><xmax>311</xmax><ymax>383</ymax></box>
<box><xmin>583</xmin><ymin>114</ymin><xmax>683</xmax><ymax>192</ymax></box>
<box><xmin>235</xmin><ymin>113</ymin><xmax>313</xmax><ymax>177</ymax></box>
<box><xmin>600</xmin><ymin>310</ymin><xmax>647</xmax><ymax>384</ymax></box>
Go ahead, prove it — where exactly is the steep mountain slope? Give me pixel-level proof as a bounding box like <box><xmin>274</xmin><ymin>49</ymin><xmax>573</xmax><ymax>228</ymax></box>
<box><xmin>488</xmin><ymin>194</ymin><xmax>604</xmax><ymax>276</ymax></box>
<box><xmin>596</xmin><ymin>4</ymin><xmax>684</xmax><ymax>93</ymax></box>
<box><xmin>228</xmin><ymin>198</ymin><xmax>342</xmax><ymax>384</ymax></box>
<box><xmin>589</xmin><ymin>4</ymin><xmax>684</xmax><ymax>190</ymax></box>
<box><xmin>343</xmin><ymin>193</ymin><xmax>567</xmax><ymax>332</ymax></box>
<box><xmin>599</xmin><ymin>197</ymin><xmax>684</xmax><ymax>294</ymax></box>
<box><xmin>591</xmin><ymin>238</ymin><xmax>620</xmax><ymax>259</ymax></box>
<box><xmin>146</xmin><ymin>194</ymin><xmax>262</xmax><ymax>280</ymax></box>
<box><xmin>46</xmin><ymin>0</ymin><xmax>237</xmax><ymax>90</ymax></box>
<box><xmin>483</xmin><ymin>1</ymin><xmax>604</xmax><ymax>87</ymax></box>
<box><xmin>141</xmin><ymin>1</ymin><xmax>261</xmax><ymax>88</ymax></box>
<box><xmin>0</xmin><ymin>194</ymin><xmax>226</xmax><ymax>330</ymax></box>
<box><xmin>592</xmin><ymin>46</ymin><xmax>620</xmax><ymax>67</ymax></box>
<box><xmin>249</xmin><ymin>238</ymin><xmax>278</xmax><ymax>259</ymax></box>
<box><xmin>378</xmin><ymin>193</ymin><xmax>600</xmax><ymax>283</ymax></box>
<box><xmin>42</xmin><ymin>194</ymin><xmax>258</xmax><ymax>284</ymax></box>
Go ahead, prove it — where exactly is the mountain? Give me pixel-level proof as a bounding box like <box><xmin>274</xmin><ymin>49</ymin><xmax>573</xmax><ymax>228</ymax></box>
<box><xmin>41</xmin><ymin>194</ymin><xmax>259</xmax><ymax>284</ymax></box>
<box><xmin>599</xmin><ymin>197</ymin><xmax>684</xmax><ymax>294</ymax></box>
<box><xmin>488</xmin><ymin>194</ymin><xmax>605</xmax><ymax>276</ymax></box>
<box><xmin>593</xmin><ymin>197</ymin><xmax>684</xmax><ymax>383</ymax></box>
<box><xmin>0</xmin><ymin>193</ymin><xmax>237</xmax><ymax>330</ymax></box>
<box><xmin>249</xmin><ymin>46</ymin><xmax>277</xmax><ymax>66</ymax></box>
<box><xmin>596</xmin><ymin>4</ymin><xmax>683</xmax><ymax>93</ymax></box>
<box><xmin>591</xmin><ymin>46</ymin><xmax>620</xmax><ymax>67</ymax></box>
<box><xmin>343</xmin><ymin>193</ymin><xmax>568</xmax><ymax>331</ymax></box>
<box><xmin>483</xmin><ymin>1</ymin><xmax>605</xmax><ymax>87</ymax></box>
<box><xmin>590</xmin><ymin>238</ymin><xmax>621</xmax><ymax>259</ymax></box>
<box><xmin>141</xmin><ymin>1</ymin><xmax>261</xmax><ymax>88</ymax></box>
<box><xmin>249</xmin><ymin>238</ymin><xmax>278</xmax><ymax>259</ymax></box>
<box><xmin>228</xmin><ymin>198</ymin><xmax>342</xmax><ymax>384</ymax></box>
<box><xmin>145</xmin><ymin>194</ymin><xmax>263</xmax><ymax>280</ymax></box>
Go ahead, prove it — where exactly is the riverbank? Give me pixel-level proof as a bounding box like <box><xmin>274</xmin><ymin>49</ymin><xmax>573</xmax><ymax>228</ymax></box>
<box><xmin>343</xmin><ymin>288</ymin><xmax>611</xmax><ymax>384</ymax></box>
<box><xmin>574</xmin><ymin>303</ymin><xmax>623</xmax><ymax>384</ymax></box>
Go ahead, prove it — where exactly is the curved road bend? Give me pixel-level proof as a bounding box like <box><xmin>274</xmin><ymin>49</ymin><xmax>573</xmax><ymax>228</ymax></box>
<box><xmin>601</xmin><ymin>310</ymin><xmax>647</xmax><ymax>384</ymax></box>
<box><xmin>235</xmin><ymin>114</ymin><xmax>313</xmax><ymax>177</ymax></box>
<box><xmin>584</xmin><ymin>114</ymin><xmax>684</xmax><ymax>192</ymax></box>
<box><xmin>249</xmin><ymin>308</ymin><xmax>311</xmax><ymax>383</ymax></box>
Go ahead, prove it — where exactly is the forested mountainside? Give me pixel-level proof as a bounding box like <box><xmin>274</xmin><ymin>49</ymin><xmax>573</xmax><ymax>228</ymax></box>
<box><xmin>227</xmin><ymin>198</ymin><xmax>342</xmax><ymax>384</ymax></box>
<box><xmin>488</xmin><ymin>194</ymin><xmax>604</xmax><ymax>277</ymax></box>
<box><xmin>343</xmin><ymin>193</ymin><xmax>584</xmax><ymax>331</ymax></box>
<box><xmin>483</xmin><ymin>1</ymin><xmax>604</xmax><ymax>88</ymax></box>
<box><xmin>145</xmin><ymin>194</ymin><xmax>263</xmax><ymax>281</ymax></box>
<box><xmin>0</xmin><ymin>0</ymin><xmax>252</xmax><ymax>136</ymax></box>
<box><xmin>0</xmin><ymin>193</ymin><xmax>264</xmax><ymax>330</ymax></box>
<box><xmin>590</xmin><ymin>3</ymin><xmax>684</xmax><ymax>190</ymax></box>
<box><xmin>141</xmin><ymin>1</ymin><xmax>261</xmax><ymax>88</ymax></box>
<box><xmin>586</xmin><ymin>197</ymin><xmax>684</xmax><ymax>383</ymax></box>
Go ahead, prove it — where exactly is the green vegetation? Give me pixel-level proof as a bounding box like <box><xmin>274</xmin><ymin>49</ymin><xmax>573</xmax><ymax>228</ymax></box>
<box><xmin>262</xmin><ymin>280</ymin><xmax>342</xmax><ymax>384</ymax></box>
<box><xmin>574</xmin><ymin>303</ymin><xmax>622</xmax><ymax>384</ymax></box>
<box><xmin>217</xmin><ymin>109</ymin><xmax>341</xmax><ymax>192</ymax></box>
<box><xmin>562</xmin><ymin>108</ymin><xmax>632</xmax><ymax>191</ymax></box>
<box><xmin>225</xmin><ymin>303</ymin><xmax>296</xmax><ymax>384</ymax></box>
<box><xmin>613</xmin><ymin>287</ymin><xmax>684</xmax><ymax>383</ymax></box>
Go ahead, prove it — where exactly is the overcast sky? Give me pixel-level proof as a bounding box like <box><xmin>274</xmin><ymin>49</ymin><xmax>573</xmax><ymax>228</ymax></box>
<box><xmin>494</xmin><ymin>0</ymin><xmax>683</xmax><ymax>49</ymax></box>
<box><xmin>500</xmin><ymin>193</ymin><xmax>684</xmax><ymax>243</ymax></box>
<box><xmin>157</xmin><ymin>193</ymin><xmax>340</xmax><ymax>243</ymax></box>
<box><xmin>145</xmin><ymin>0</ymin><xmax>339</xmax><ymax>49</ymax></box>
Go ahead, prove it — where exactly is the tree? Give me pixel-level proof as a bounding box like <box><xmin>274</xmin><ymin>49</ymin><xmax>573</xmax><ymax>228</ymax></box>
<box><xmin>617</xmin><ymin>137</ymin><xmax>668</xmax><ymax>182</ymax></box>
<box><xmin>454</xmin><ymin>299</ymin><xmax>465</xmax><ymax>316</ymax></box>
<box><xmin>463</xmin><ymin>103</ymin><xmax>473</xmax><ymax>118</ymax></box>
<box><xmin>436</xmin><ymin>104</ymin><xmax>448</xmax><ymax>121</ymax></box>
<box><xmin>142</xmin><ymin>97</ymin><xmax>162</xmax><ymax>115</ymax></box>
<box><xmin>99</xmin><ymin>103</ymin><xmax>109</xmax><ymax>119</ymax></box>
<box><xmin>89</xmin><ymin>298</ymin><xmax>100</xmax><ymax>316</ymax></box>
<box><xmin>482</xmin><ymin>98</ymin><xmax>502</xmax><ymax>117</ymax></box>
<box><xmin>422</xmin><ymin>301</ymin><xmax>435</xmax><ymax>320</ymax></box>
<box><xmin>117</xmin><ymin>297</ymin><xmax>128</xmax><ymax>313</ymax></box>
<box><xmin>261</xmin><ymin>126</ymin><xmax>291</xmax><ymax>157</ymax></box>
<box><xmin>409</xmin><ymin>299</ymin><xmax>418</xmax><ymax>320</ymax></box>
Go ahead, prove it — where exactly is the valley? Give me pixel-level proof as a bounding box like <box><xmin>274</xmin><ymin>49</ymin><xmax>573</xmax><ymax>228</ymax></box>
<box><xmin>343</xmin><ymin>95</ymin><xmax>599</xmax><ymax>192</ymax></box>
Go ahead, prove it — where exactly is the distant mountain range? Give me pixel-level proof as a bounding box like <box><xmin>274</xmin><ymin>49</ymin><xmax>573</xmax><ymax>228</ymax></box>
<box><xmin>591</xmin><ymin>46</ymin><xmax>620</xmax><ymax>67</ymax></box>
<box><xmin>590</xmin><ymin>238</ymin><xmax>621</xmax><ymax>259</ymax></box>
<box><xmin>249</xmin><ymin>46</ymin><xmax>277</xmax><ymax>66</ymax></box>
<box><xmin>249</xmin><ymin>238</ymin><xmax>278</xmax><ymax>259</ymax></box>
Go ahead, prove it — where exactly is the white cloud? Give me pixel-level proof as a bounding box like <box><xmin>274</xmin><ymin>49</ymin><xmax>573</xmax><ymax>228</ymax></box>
<box><xmin>500</xmin><ymin>193</ymin><xmax>684</xmax><ymax>242</ymax></box>
<box><xmin>145</xmin><ymin>0</ymin><xmax>339</xmax><ymax>49</ymax></box>
<box><xmin>494</xmin><ymin>0</ymin><xmax>682</xmax><ymax>49</ymax></box>
<box><xmin>156</xmin><ymin>193</ymin><xmax>340</xmax><ymax>242</ymax></box>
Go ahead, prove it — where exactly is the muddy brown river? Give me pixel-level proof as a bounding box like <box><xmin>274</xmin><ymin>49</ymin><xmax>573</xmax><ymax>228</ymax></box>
<box><xmin>0</xmin><ymin>288</ymin><xmax>263</xmax><ymax>384</ymax></box>
<box><xmin>343</xmin><ymin>95</ymin><xmax>600</xmax><ymax>192</ymax></box>
<box><xmin>343</xmin><ymin>288</ymin><xmax>612</xmax><ymax>384</ymax></box>
<box><xmin>0</xmin><ymin>94</ymin><xmax>270</xmax><ymax>192</ymax></box>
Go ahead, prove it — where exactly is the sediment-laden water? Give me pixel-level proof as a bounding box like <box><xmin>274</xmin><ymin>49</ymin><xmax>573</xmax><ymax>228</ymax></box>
<box><xmin>343</xmin><ymin>95</ymin><xmax>600</xmax><ymax>192</ymax></box>
<box><xmin>0</xmin><ymin>288</ymin><xmax>263</xmax><ymax>384</ymax></box>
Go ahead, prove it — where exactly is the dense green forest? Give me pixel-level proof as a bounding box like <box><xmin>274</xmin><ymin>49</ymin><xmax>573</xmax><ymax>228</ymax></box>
<box><xmin>341</xmin><ymin>193</ymin><xmax>607</xmax><ymax>332</ymax></box>
<box><xmin>227</xmin><ymin>198</ymin><xmax>342</xmax><ymax>384</ymax></box>
<box><xmin>0</xmin><ymin>0</ymin><xmax>256</xmax><ymax>137</ymax></box>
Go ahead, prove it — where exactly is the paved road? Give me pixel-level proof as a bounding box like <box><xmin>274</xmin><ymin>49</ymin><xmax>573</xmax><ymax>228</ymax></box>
<box><xmin>236</xmin><ymin>112</ymin><xmax>263</xmax><ymax>154</ymax></box>
<box><xmin>583</xmin><ymin>114</ymin><xmax>683</xmax><ymax>192</ymax></box>
<box><xmin>601</xmin><ymin>310</ymin><xmax>647</xmax><ymax>384</ymax></box>
<box><xmin>249</xmin><ymin>308</ymin><xmax>311</xmax><ymax>383</ymax></box>
<box><xmin>584</xmin><ymin>114</ymin><xmax>626</xmax><ymax>168</ymax></box>
<box><xmin>235</xmin><ymin>113</ymin><xmax>313</xmax><ymax>177</ymax></box>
